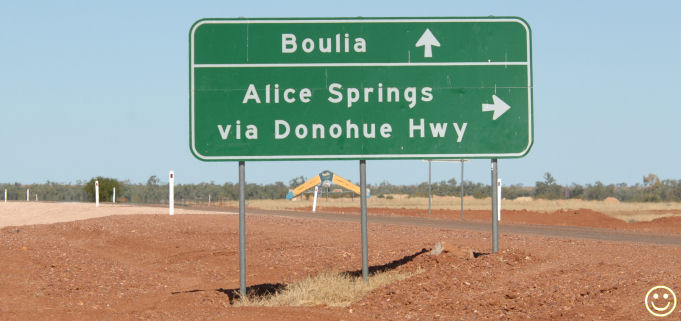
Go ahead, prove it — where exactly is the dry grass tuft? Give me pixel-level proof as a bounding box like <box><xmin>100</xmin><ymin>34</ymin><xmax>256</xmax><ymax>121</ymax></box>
<box><xmin>235</xmin><ymin>268</ymin><xmax>421</xmax><ymax>307</ymax></box>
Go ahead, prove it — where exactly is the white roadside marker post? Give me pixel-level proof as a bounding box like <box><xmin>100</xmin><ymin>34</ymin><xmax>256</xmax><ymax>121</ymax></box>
<box><xmin>497</xmin><ymin>178</ymin><xmax>502</xmax><ymax>221</ymax></box>
<box><xmin>26</xmin><ymin>189</ymin><xmax>29</xmax><ymax>201</ymax></box>
<box><xmin>113</xmin><ymin>187</ymin><xmax>116</xmax><ymax>204</ymax></box>
<box><xmin>169</xmin><ymin>171</ymin><xmax>175</xmax><ymax>215</ymax></box>
<box><xmin>4</xmin><ymin>189</ymin><xmax>6</xmax><ymax>203</ymax></box>
<box><xmin>312</xmin><ymin>185</ymin><xmax>319</xmax><ymax>212</ymax></box>
<box><xmin>95</xmin><ymin>180</ymin><xmax>99</xmax><ymax>207</ymax></box>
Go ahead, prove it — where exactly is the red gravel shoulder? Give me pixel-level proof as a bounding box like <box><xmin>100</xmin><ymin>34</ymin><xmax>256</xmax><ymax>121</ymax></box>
<box><xmin>1</xmin><ymin>203</ymin><xmax>680</xmax><ymax>320</ymax></box>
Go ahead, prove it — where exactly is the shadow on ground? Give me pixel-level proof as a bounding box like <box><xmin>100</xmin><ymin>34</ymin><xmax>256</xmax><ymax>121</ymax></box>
<box><xmin>173</xmin><ymin>246</ymin><xmax>485</xmax><ymax>305</ymax></box>
<box><xmin>218</xmin><ymin>248</ymin><xmax>431</xmax><ymax>304</ymax></box>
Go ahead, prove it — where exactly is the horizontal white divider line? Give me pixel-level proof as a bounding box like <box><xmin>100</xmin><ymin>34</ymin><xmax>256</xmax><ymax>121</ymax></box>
<box><xmin>193</xmin><ymin>61</ymin><xmax>529</xmax><ymax>68</ymax></box>
<box><xmin>197</xmin><ymin>19</ymin><xmax>526</xmax><ymax>24</ymax></box>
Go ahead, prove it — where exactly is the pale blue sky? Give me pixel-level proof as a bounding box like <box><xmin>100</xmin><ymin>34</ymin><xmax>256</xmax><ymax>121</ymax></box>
<box><xmin>1</xmin><ymin>1</ymin><xmax>679</xmax><ymax>186</ymax></box>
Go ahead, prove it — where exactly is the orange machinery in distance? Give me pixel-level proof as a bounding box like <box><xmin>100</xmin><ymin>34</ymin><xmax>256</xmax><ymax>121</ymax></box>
<box><xmin>286</xmin><ymin>170</ymin><xmax>369</xmax><ymax>200</ymax></box>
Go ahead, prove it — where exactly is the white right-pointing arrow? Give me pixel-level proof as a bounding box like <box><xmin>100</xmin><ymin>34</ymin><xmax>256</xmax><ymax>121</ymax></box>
<box><xmin>415</xmin><ymin>28</ymin><xmax>440</xmax><ymax>58</ymax></box>
<box><xmin>482</xmin><ymin>95</ymin><xmax>511</xmax><ymax>120</ymax></box>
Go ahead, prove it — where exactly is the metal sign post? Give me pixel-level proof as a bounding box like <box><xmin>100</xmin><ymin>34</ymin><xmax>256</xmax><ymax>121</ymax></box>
<box><xmin>428</xmin><ymin>160</ymin><xmax>432</xmax><ymax>215</ymax></box>
<box><xmin>491</xmin><ymin>159</ymin><xmax>499</xmax><ymax>253</ymax></box>
<box><xmin>238</xmin><ymin>161</ymin><xmax>247</xmax><ymax>297</ymax></box>
<box><xmin>460</xmin><ymin>160</ymin><xmax>465</xmax><ymax>220</ymax></box>
<box><xmin>359</xmin><ymin>160</ymin><xmax>369</xmax><ymax>282</ymax></box>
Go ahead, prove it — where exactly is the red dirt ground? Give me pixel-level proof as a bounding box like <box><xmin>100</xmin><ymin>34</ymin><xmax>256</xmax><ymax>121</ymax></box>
<box><xmin>309</xmin><ymin>206</ymin><xmax>681</xmax><ymax>235</ymax></box>
<box><xmin>1</xmin><ymin>205</ymin><xmax>680</xmax><ymax>320</ymax></box>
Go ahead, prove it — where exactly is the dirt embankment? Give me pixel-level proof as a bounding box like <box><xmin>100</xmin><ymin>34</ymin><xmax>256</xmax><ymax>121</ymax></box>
<box><xmin>307</xmin><ymin>206</ymin><xmax>681</xmax><ymax>235</ymax></box>
<box><xmin>1</xmin><ymin>203</ymin><xmax>680</xmax><ymax>320</ymax></box>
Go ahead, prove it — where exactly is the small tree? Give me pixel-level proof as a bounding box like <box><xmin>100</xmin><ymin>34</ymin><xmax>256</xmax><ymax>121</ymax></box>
<box><xmin>147</xmin><ymin>175</ymin><xmax>160</xmax><ymax>186</ymax></box>
<box><xmin>583</xmin><ymin>181</ymin><xmax>615</xmax><ymax>200</ymax></box>
<box><xmin>142</xmin><ymin>175</ymin><xmax>164</xmax><ymax>204</ymax></box>
<box><xmin>642</xmin><ymin>173</ymin><xmax>662</xmax><ymax>202</ymax></box>
<box><xmin>535</xmin><ymin>172</ymin><xmax>562</xmax><ymax>199</ymax></box>
<box><xmin>288</xmin><ymin>176</ymin><xmax>306</xmax><ymax>188</ymax></box>
<box><xmin>84</xmin><ymin>177</ymin><xmax>124</xmax><ymax>202</ymax></box>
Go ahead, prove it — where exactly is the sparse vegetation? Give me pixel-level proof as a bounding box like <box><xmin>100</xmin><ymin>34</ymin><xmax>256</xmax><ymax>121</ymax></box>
<box><xmin>83</xmin><ymin>177</ymin><xmax>123</xmax><ymax>202</ymax></box>
<box><xmin>0</xmin><ymin>181</ymin><xmax>88</xmax><ymax>202</ymax></box>
<box><xmin>534</xmin><ymin>173</ymin><xmax>562</xmax><ymax>200</ymax></box>
<box><xmin>1</xmin><ymin>173</ymin><xmax>681</xmax><ymax>203</ymax></box>
<box><xmin>235</xmin><ymin>268</ymin><xmax>422</xmax><ymax>307</ymax></box>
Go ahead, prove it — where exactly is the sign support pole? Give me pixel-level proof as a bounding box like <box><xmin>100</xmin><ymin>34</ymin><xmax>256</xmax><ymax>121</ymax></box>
<box><xmin>491</xmin><ymin>159</ymin><xmax>499</xmax><ymax>253</ymax></box>
<box><xmin>428</xmin><ymin>160</ymin><xmax>432</xmax><ymax>216</ymax></box>
<box><xmin>238</xmin><ymin>161</ymin><xmax>247</xmax><ymax>297</ymax></box>
<box><xmin>497</xmin><ymin>178</ymin><xmax>502</xmax><ymax>221</ymax></box>
<box><xmin>460</xmin><ymin>160</ymin><xmax>465</xmax><ymax>220</ymax></box>
<box><xmin>359</xmin><ymin>160</ymin><xmax>369</xmax><ymax>282</ymax></box>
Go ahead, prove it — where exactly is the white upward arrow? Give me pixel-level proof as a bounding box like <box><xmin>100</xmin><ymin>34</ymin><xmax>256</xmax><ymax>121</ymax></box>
<box><xmin>415</xmin><ymin>28</ymin><xmax>440</xmax><ymax>58</ymax></box>
<box><xmin>482</xmin><ymin>95</ymin><xmax>511</xmax><ymax>120</ymax></box>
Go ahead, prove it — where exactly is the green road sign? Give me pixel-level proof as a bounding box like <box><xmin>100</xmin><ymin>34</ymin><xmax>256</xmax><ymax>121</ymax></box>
<box><xmin>189</xmin><ymin>17</ymin><xmax>533</xmax><ymax>161</ymax></box>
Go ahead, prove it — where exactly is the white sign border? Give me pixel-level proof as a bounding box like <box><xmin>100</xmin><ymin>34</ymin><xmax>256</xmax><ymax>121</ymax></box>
<box><xmin>189</xmin><ymin>17</ymin><xmax>533</xmax><ymax>161</ymax></box>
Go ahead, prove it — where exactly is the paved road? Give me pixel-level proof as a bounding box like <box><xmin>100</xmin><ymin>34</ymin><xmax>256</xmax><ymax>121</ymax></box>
<box><xmin>191</xmin><ymin>206</ymin><xmax>681</xmax><ymax>247</ymax></box>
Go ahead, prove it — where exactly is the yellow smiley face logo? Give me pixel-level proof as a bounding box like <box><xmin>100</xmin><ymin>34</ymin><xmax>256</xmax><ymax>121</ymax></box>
<box><xmin>645</xmin><ymin>286</ymin><xmax>677</xmax><ymax>317</ymax></box>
